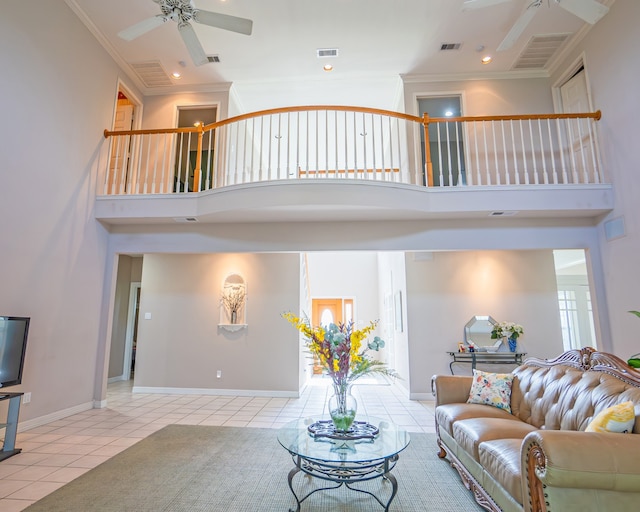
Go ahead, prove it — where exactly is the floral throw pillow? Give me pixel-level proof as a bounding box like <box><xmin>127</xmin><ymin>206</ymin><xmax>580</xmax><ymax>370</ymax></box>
<box><xmin>585</xmin><ymin>401</ymin><xmax>636</xmax><ymax>433</ymax></box>
<box><xmin>467</xmin><ymin>369</ymin><xmax>515</xmax><ymax>413</ymax></box>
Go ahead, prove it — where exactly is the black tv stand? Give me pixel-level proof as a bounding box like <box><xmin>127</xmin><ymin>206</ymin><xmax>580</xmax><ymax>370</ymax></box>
<box><xmin>0</xmin><ymin>392</ymin><xmax>23</xmax><ymax>462</ymax></box>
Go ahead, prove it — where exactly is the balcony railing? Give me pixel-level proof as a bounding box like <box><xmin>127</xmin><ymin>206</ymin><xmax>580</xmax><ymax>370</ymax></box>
<box><xmin>101</xmin><ymin>106</ymin><xmax>604</xmax><ymax>196</ymax></box>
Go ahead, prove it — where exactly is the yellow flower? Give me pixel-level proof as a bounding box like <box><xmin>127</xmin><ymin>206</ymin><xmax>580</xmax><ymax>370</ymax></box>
<box><xmin>282</xmin><ymin>312</ymin><xmax>396</xmax><ymax>384</ymax></box>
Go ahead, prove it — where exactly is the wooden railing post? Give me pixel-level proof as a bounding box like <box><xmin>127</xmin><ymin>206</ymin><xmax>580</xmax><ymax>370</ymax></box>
<box><xmin>193</xmin><ymin>123</ymin><xmax>204</xmax><ymax>192</ymax></box>
<box><xmin>423</xmin><ymin>113</ymin><xmax>433</xmax><ymax>187</ymax></box>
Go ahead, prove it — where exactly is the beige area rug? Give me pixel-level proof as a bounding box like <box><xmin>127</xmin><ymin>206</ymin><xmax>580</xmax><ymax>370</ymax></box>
<box><xmin>25</xmin><ymin>424</ymin><xmax>482</xmax><ymax>512</ymax></box>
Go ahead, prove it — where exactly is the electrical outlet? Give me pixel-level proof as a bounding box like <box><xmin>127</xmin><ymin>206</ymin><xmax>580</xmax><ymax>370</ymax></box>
<box><xmin>216</xmin><ymin>370</ymin><xmax>222</xmax><ymax>378</ymax></box>
<box><xmin>23</xmin><ymin>392</ymin><xmax>31</xmax><ymax>404</ymax></box>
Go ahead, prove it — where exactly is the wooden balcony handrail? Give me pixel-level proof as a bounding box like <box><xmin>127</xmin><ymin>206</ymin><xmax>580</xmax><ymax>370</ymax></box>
<box><xmin>426</xmin><ymin>110</ymin><xmax>601</xmax><ymax>124</ymax></box>
<box><xmin>101</xmin><ymin>105</ymin><xmax>604</xmax><ymax>195</ymax></box>
<box><xmin>104</xmin><ymin>107</ymin><xmax>601</xmax><ymax>138</ymax></box>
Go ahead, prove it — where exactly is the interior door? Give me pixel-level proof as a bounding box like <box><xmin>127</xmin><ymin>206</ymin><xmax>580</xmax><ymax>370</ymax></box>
<box><xmin>108</xmin><ymin>104</ymin><xmax>134</xmax><ymax>193</ymax></box>
<box><xmin>560</xmin><ymin>68</ymin><xmax>595</xmax><ymax>182</ymax></box>
<box><xmin>311</xmin><ymin>299</ymin><xmax>342</xmax><ymax>375</ymax></box>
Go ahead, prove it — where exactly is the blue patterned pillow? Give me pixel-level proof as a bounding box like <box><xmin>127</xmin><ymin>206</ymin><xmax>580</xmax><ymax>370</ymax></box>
<box><xmin>467</xmin><ymin>369</ymin><xmax>514</xmax><ymax>413</ymax></box>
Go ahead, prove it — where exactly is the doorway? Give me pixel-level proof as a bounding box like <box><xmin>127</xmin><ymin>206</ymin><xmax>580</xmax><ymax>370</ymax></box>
<box><xmin>107</xmin><ymin>86</ymin><xmax>140</xmax><ymax>194</ymax></box>
<box><xmin>555</xmin><ymin>62</ymin><xmax>599</xmax><ymax>183</ymax></box>
<box><xmin>417</xmin><ymin>95</ymin><xmax>465</xmax><ymax>186</ymax></box>
<box><xmin>311</xmin><ymin>298</ymin><xmax>354</xmax><ymax>374</ymax></box>
<box><xmin>553</xmin><ymin>249</ymin><xmax>597</xmax><ymax>350</ymax></box>
<box><xmin>174</xmin><ymin>106</ymin><xmax>217</xmax><ymax>192</ymax></box>
<box><xmin>123</xmin><ymin>283</ymin><xmax>141</xmax><ymax>380</ymax></box>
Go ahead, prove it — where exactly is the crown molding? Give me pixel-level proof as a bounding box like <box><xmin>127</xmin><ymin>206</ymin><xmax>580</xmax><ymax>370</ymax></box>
<box><xmin>143</xmin><ymin>82</ymin><xmax>233</xmax><ymax>96</ymax></box>
<box><xmin>64</xmin><ymin>0</ymin><xmax>146</xmax><ymax>93</ymax></box>
<box><xmin>400</xmin><ymin>69</ymin><xmax>549</xmax><ymax>84</ymax></box>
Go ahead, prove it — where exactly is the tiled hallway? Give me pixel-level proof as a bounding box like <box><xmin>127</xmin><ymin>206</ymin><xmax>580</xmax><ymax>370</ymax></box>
<box><xmin>0</xmin><ymin>378</ymin><xmax>436</xmax><ymax>511</ymax></box>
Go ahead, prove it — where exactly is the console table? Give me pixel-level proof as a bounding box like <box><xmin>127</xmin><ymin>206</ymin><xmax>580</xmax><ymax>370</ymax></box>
<box><xmin>0</xmin><ymin>392</ymin><xmax>23</xmax><ymax>462</ymax></box>
<box><xmin>447</xmin><ymin>352</ymin><xmax>526</xmax><ymax>374</ymax></box>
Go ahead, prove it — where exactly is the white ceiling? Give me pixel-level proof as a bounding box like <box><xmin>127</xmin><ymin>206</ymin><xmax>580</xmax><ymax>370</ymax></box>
<box><xmin>67</xmin><ymin>0</ymin><xmax>613</xmax><ymax>112</ymax></box>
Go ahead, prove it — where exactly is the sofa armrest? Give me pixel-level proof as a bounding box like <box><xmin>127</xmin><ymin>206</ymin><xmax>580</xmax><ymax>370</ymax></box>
<box><xmin>522</xmin><ymin>430</ymin><xmax>640</xmax><ymax>512</ymax></box>
<box><xmin>431</xmin><ymin>374</ymin><xmax>472</xmax><ymax>406</ymax></box>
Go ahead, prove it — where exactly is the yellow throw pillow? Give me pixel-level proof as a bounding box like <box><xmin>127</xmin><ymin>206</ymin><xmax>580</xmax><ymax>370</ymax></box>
<box><xmin>585</xmin><ymin>401</ymin><xmax>635</xmax><ymax>433</ymax></box>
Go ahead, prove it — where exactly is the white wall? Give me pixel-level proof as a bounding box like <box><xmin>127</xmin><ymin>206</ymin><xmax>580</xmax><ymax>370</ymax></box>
<box><xmin>550</xmin><ymin>0</ymin><xmax>640</xmax><ymax>359</ymax></box>
<box><xmin>377</xmin><ymin>252</ymin><xmax>410</xmax><ymax>394</ymax></box>
<box><xmin>134</xmin><ymin>253</ymin><xmax>300</xmax><ymax>395</ymax></box>
<box><xmin>0</xmin><ymin>1</ymin><xmax>131</xmax><ymax>421</ymax></box>
<box><xmin>405</xmin><ymin>250</ymin><xmax>564</xmax><ymax>398</ymax></box>
<box><xmin>142</xmin><ymin>90</ymin><xmax>230</xmax><ymax>129</ymax></box>
<box><xmin>126</xmin><ymin>248</ymin><xmax>569</xmax><ymax>401</ymax></box>
<box><xmin>306</xmin><ymin>252</ymin><xmax>380</xmax><ymax>328</ymax></box>
<box><xmin>402</xmin><ymin>77</ymin><xmax>554</xmax><ymax>117</ymax></box>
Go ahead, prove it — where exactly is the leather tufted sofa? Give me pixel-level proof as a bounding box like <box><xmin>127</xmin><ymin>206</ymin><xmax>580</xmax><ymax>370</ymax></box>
<box><xmin>432</xmin><ymin>348</ymin><xmax>640</xmax><ymax>512</ymax></box>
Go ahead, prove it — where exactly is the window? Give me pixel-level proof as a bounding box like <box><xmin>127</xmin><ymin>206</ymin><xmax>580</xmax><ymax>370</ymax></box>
<box><xmin>554</xmin><ymin>250</ymin><xmax>597</xmax><ymax>351</ymax></box>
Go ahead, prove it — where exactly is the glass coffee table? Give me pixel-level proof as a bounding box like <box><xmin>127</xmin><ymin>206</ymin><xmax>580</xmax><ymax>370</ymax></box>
<box><xmin>277</xmin><ymin>417</ymin><xmax>410</xmax><ymax>511</ymax></box>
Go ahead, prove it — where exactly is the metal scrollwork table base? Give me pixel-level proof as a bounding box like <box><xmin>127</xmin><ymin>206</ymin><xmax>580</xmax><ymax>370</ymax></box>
<box><xmin>277</xmin><ymin>418</ymin><xmax>410</xmax><ymax>512</ymax></box>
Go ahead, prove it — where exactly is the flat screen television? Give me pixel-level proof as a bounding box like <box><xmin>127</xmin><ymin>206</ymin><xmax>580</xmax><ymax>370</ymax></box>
<box><xmin>0</xmin><ymin>316</ymin><xmax>30</xmax><ymax>389</ymax></box>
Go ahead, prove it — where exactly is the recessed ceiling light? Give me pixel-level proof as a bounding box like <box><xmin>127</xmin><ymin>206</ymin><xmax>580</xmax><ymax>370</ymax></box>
<box><xmin>481</xmin><ymin>55</ymin><xmax>492</xmax><ymax>64</ymax></box>
<box><xmin>323</xmin><ymin>64</ymin><xmax>333</xmax><ymax>72</ymax></box>
<box><xmin>172</xmin><ymin>72</ymin><xmax>182</xmax><ymax>79</ymax></box>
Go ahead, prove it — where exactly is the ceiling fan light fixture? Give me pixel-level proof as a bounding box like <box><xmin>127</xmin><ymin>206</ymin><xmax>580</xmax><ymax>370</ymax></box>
<box><xmin>118</xmin><ymin>0</ymin><xmax>254</xmax><ymax>66</ymax></box>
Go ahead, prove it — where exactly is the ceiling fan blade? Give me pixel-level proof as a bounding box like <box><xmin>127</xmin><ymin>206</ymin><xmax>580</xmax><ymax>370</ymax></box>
<box><xmin>178</xmin><ymin>22</ymin><xmax>209</xmax><ymax>66</ymax></box>
<box><xmin>496</xmin><ymin>2</ymin><xmax>540</xmax><ymax>51</ymax></box>
<box><xmin>118</xmin><ymin>15</ymin><xmax>168</xmax><ymax>41</ymax></box>
<box><xmin>193</xmin><ymin>9</ymin><xmax>253</xmax><ymax>36</ymax></box>
<box><xmin>462</xmin><ymin>0</ymin><xmax>512</xmax><ymax>10</ymax></box>
<box><xmin>556</xmin><ymin>0</ymin><xmax>609</xmax><ymax>24</ymax></box>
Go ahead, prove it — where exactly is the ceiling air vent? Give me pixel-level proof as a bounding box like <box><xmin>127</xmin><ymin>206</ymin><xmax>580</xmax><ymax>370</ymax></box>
<box><xmin>317</xmin><ymin>48</ymin><xmax>339</xmax><ymax>58</ymax></box>
<box><xmin>130</xmin><ymin>61</ymin><xmax>172</xmax><ymax>87</ymax></box>
<box><xmin>440</xmin><ymin>43</ymin><xmax>462</xmax><ymax>51</ymax></box>
<box><xmin>207</xmin><ymin>55</ymin><xmax>221</xmax><ymax>63</ymax></box>
<box><xmin>512</xmin><ymin>34</ymin><xmax>570</xmax><ymax>70</ymax></box>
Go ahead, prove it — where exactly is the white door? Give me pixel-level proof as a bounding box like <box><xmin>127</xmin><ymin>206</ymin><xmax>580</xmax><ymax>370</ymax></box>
<box><xmin>108</xmin><ymin>104</ymin><xmax>134</xmax><ymax>193</ymax></box>
<box><xmin>560</xmin><ymin>69</ymin><xmax>598</xmax><ymax>183</ymax></box>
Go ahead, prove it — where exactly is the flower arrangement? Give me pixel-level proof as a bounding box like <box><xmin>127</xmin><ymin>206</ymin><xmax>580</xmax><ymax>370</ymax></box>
<box><xmin>282</xmin><ymin>312</ymin><xmax>397</xmax><ymax>430</ymax></box>
<box><xmin>282</xmin><ymin>312</ymin><xmax>396</xmax><ymax>383</ymax></box>
<box><xmin>221</xmin><ymin>285</ymin><xmax>246</xmax><ymax>323</ymax></box>
<box><xmin>490</xmin><ymin>321</ymin><xmax>524</xmax><ymax>340</ymax></box>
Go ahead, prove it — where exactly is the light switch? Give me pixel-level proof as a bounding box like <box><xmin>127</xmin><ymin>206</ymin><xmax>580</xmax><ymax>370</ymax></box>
<box><xmin>144</xmin><ymin>312</ymin><xmax>152</xmax><ymax>320</ymax></box>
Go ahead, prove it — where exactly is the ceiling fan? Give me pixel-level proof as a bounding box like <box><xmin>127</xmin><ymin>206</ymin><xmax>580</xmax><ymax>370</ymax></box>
<box><xmin>462</xmin><ymin>0</ymin><xmax>609</xmax><ymax>51</ymax></box>
<box><xmin>117</xmin><ymin>0</ymin><xmax>253</xmax><ymax>66</ymax></box>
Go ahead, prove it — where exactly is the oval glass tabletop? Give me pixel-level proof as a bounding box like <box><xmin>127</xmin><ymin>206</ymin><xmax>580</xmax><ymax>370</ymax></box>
<box><xmin>277</xmin><ymin>417</ymin><xmax>410</xmax><ymax>463</ymax></box>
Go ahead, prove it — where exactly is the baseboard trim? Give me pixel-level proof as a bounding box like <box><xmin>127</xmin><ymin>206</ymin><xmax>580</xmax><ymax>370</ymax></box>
<box><xmin>409</xmin><ymin>392</ymin><xmax>435</xmax><ymax>401</ymax></box>
<box><xmin>16</xmin><ymin>401</ymin><xmax>94</xmax><ymax>433</ymax></box>
<box><xmin>132</xmin><ymin>386</ymin><xmax>300</xmax><ymax>398</ymax></box>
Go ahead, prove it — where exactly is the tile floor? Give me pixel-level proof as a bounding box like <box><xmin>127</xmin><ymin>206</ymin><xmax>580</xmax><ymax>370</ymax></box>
<box><xmin>0</xmin><ymin>378</ymin><xmax>436</xmax><ymax>511</ymax></box>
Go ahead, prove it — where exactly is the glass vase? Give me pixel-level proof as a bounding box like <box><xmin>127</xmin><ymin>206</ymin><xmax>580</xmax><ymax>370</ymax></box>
<box><xmin>508</xmin><ymin>336</ymin><xmax>517</xmax><ymax>352</ymax></box>
<box><xmin>328</xmin><ymin>383</ymin><xmax>357</xmax><ymax>432</ymax></box>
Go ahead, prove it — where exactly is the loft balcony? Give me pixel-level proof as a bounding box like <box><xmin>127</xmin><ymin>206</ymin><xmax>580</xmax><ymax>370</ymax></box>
<box><xmin>95</xmin><ymin>106</ymin><xmax>612</xmax><ymax>226</ymax></box>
